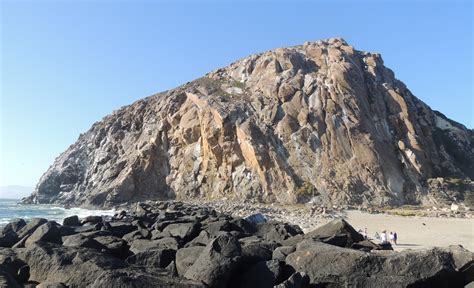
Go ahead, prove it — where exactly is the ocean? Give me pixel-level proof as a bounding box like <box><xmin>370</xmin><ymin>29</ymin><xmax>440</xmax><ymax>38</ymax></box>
<box><xmin>0</xmin><ymin>198</ymin><xmax>115</xmax><ymax>226</ymax></box>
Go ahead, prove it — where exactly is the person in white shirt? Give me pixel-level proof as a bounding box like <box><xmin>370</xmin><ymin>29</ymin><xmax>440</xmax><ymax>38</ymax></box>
<box><xmin>380</xmin><ymin>230</ymin><xmax>387</xmax><ymax>244</ymax></box>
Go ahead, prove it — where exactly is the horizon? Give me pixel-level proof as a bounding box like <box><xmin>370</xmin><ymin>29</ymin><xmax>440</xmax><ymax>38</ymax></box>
<box><xmin>1</xmin><ymin>1</ymin><xmax>473</xmax><ymax>187</ymax></box>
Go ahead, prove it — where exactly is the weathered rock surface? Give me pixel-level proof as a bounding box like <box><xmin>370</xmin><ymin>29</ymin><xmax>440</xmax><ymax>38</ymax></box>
<box><xmin>23</xmin><ymin>38</ymin><xmax>473</xmax><ymax>208</ymax></box>
<box><xmin>0</xmin><ymin>201</ymin><xmax>472</xmax><ymax>287</ymax></box>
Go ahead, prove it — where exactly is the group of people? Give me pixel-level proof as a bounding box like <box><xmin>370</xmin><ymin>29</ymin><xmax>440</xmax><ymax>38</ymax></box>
<box><xmin>376</xmin><ymin>230</ymin><xmax>398</xmax><ymax>245</ymax></box>
<box><xmin>359</xmin><ymin>228</ymin><xmax>398</xmax><ymax>245</ymax></box>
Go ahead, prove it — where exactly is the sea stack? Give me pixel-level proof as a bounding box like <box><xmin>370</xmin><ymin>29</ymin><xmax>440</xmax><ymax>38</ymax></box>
<box><xmin>23</xmin><ymin>38</ymin><xmax>474</xmax><ymax>208</ymax></box>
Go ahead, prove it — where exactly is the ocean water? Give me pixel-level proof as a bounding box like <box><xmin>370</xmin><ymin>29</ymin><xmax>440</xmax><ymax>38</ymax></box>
<box><xmin>0</xmin><ymin>199</ymin><xmax>115</xmax><ymax>226</ymax></box>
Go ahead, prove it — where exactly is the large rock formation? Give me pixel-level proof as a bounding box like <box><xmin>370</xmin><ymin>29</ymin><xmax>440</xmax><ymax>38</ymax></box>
<box><xmin>24</xmin><ymin>38</ymin><xmax>473</xmax><ymax>208</ymax></box>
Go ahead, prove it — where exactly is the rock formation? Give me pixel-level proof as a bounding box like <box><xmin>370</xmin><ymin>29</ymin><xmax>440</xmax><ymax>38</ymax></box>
<box><xmin>24</xmin><ymin>38</ymin><xmax>474</xmax><ymax>208</ymax></box>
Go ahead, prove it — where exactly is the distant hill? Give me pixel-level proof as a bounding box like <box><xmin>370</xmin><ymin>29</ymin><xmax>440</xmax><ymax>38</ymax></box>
<box><xmin>0</xmin><ymin>185</ymin><xmax>34</xmax><ymax>199</ymax></box>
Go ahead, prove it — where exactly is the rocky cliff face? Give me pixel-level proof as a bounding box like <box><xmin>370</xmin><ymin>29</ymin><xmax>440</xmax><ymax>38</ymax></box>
<box><xmin>24</xmin><ymin>38</ymin><xmax>474</xmax><ymax>208</ymax></box>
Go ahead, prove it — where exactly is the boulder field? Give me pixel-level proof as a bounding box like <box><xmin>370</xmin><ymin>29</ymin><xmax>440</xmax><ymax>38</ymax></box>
<box><xmin>0</xmin><ymin>201</ymin><xmax>472</xmax><ymax>287</ymax></box>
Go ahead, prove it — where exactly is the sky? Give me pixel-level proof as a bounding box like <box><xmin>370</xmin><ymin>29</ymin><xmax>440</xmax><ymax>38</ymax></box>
<box><xmin>0</xmin><ymin>0</ymin><xmax>472</xmax><ymax>188</ymax></box>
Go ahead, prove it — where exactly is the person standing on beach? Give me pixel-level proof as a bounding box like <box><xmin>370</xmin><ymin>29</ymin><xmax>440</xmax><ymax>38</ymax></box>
<box><xmin>393</xmin><ymin>232</ymin><xmax>398</xmax><ymax>245</ymax></box>
<box><xmin>389</xmin><ymin>232</ymin><xmax>394</xmax><ymax>244</ymax></box>
<box><xmin>380</xmin><ymin>230</ymin><xmax>387</xmax><ymax>244</ymax></box>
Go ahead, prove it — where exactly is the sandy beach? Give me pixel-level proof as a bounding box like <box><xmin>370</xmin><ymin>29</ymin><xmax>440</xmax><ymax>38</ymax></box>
<box><xmin>341</xmin><ymin>210</ymin><xmax>474</xmax><ymax>251</ymax></box>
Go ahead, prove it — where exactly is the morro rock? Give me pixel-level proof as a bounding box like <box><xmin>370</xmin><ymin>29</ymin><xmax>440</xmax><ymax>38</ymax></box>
<box><xmin>24</xmin><ymin>38</ymin><xmax>474</xmax><ymax>207</ymax></box>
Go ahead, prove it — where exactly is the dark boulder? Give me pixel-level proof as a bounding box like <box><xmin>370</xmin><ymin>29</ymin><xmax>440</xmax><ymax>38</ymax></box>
<box><xmin>255</xmin><ymin>221</ymin><xmax>303</xmax><ymax>243</ymax></box>
<box><xmin>122</xmin><ymin>230</ymin><xmax>144</xmax><ymax>242</ymax></box>
<box><xmin>62</xmin><ymin>233</ymin><xmax>105</xmax><ymax>250</ymax></box>
<box><xmin>175</xmin><ymin>246</ymin><xmax>205</xmax><ymax>276</ymax></box>
<box><xmin>272</xmin><ymin>246</ymin><xmax>296</xmax><ymax>261</ymax></box>
<box><xmin>0</xmin><ymin>265</ymin><xmax>21</xmax><ymax>288</ymax></box>
<box><xmin>304</xmin><ymin>218</ymin><xmax>364</xmax><ymax>248</ymax></box>
<box><xmin>275</xmin><ymin>272</ymin><xmax>310</xmax><ymax>288</ymax></box>
<box><xmin>20</xmin><ymin>242</ymin><xmax>127</xmax><ymax>286</ymax></box>
<box><xmin>25</xmin><ymin>221</ymin><xmax>62</xmax><ymax>247</ymax></box>
<box><xmin>126</xmin><ymin>248</ymin><xmax>176</xmax><ymax>268</ymax></box>
<box><xmin>81</xmin><ymin>216</ymin><xmax>103</xmax><ymax>225</ymax></box>
<box><xmin>62</xmin><ymin>215</ymin><xmax>80</xmax><ymax>226</ymax></box>
<box><xmin>184</xmin><ymin>230</ymin><xmax>212</xmax><ymax>247</ymax></box>
<box><xmin>285</xmin><ymin>239</ymin><xmax>471</xmax><ymax>287</ymax></box>
<box><xmin>129</xmin><ymin>237</ymin><xmax>179</xmax><ymax>254</ymax></box>
<box><xmin>94</xmin><ymin>235</ymin><xmax>129</xmax><ymax>259</ymax></box>
<box><xmin>1</xmin><ymin>218</ymin><xmax>26</xmax><ymax>235</ymax></box>
<box><xmin>184</xmin><ymin>233</ymin><xmax>242</xmax><ymax>287</ymax></box>
<box><xmin>0</xmin><ymin>231</ymin><xmax>19</xmax><ymax>248</ymax></box>
<box><xmin>239</xmin><ymin>237</ymin><xmax>280</xmax><ymax>264</ymax></box>
<box><xmin>108</xmin><ymin>221</ymin><xmax>137</xmax><ymax>238</ymax></box>
<box><xmin>162</xmin><ymin>222</ymin><xmax>201</xmax><ymax>242</ymax></box>
<box><xmin>16</xmin><ymin>218</ymin><xmax>48</xmax><ymax>239</ymax></box>
<box><xmin>239</xmin><ymin>259</ymin><xmax>286</xmax><ymax>288</ymax></box>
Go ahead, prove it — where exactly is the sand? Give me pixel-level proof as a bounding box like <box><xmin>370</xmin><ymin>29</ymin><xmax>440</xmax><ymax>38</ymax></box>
<box><xmin>341</xmin><ymin>210</ymin><xmax>474</xmax><ymax>251</ymax></box>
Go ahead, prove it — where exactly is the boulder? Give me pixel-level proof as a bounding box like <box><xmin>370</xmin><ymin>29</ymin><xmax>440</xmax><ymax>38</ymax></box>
<box><xmin>122</xmin><ymin>230</ymin><xmax>144</xmax><ymax>242</ymax></box>
<box><xmin>62</xmin><ymin>215</ymin><xmax>80</xmax><ymax>226</ymax></box>
<box><xmin>93</xmin><ymin>235</ymin><xmax>129</xmax><ymax>259</ymax></box>
<box><xmin>20</xmin><ymin>242</ymin><xmax>127</xmax><ymax>286</ymax></box>
<box><xmin>239</xmin><ymin>237</ymin><xmax>280</xmax><ymax>264</ymax></box>
<box><xmin>272</xmin><ymin>246</ymin><xmax>296</xmax><ymax>261</ymax></box>
<box><xmin>24</xmin><ymin>221</ymin><xmax>62</xmax><ymax>247</ymax></box>
<box><xmin>108</xmin><ymin>221</ymin><xmax>137</xmax><ymax>238</ymax></box>
<box><xmin>16</xmin><ymin>218</ymin><xmax>48</xmax><ymax>239</ymax></box>
<box><xmin>285</xmin><ymin>240</ymin><xmax>470</xmax><ymax>287</ymax></box>
<box><xmin>275</xmin><ymin>272</ymin><xmax>310</xmax><ymax>288</ymax></box>
<box><xmin>184</xmin><ymin>230</ymin><xmax>211</xmax><ymax>247</ymax></box>
<box><xmin>0</xmin><ymin>265</ymin><xmax>21</xmax><ymax>288</ymax></box>
<box><xmin>62</xmin><ymin>234</ymin><xmax>105</xmax><ymax>250</ymax></box>
<box><xmin>255</xmin><ymin>221</ymin><xmax>303</xmax><ymax>243</ymax></box>
<box><xmin>126</xmin><ymin>248</ymin><xmax>176</xmax><ymax>269</ymax></box>
<box><xmin>0</xmin><ymin>231</ymin><xmax>19</xmax><ymax>248</ymax></box>
<box><xmin>302</xmin><ymin>218</ymin><xmax>364</xmax><ymax>248</ymax></box>
<box><xmin>1</xmin><ymin>219</ymin><xmax>27</xmax><ymax>234</ymax></box>
<box><xmin>184</xmin><ymin>233</ymin><xmax>242</xmax><ymax>287</ymax></box>
<box><xmin>175</xmin><ymin>246</ymin><xmax>205</xmax><ymax>276</ymax></box>
<box><xmin>162</xmin><ymin>222</ymin><xmax>201</xmax><ymax>242</ymax></box>
<box><xmin>129</xmin><ymin>237</ymin><xmax>179</xmax><ymax>254</ymax></box>
<box><xmin>239</xmin><ymin>259</ymin><xmax>286</xmax><ymax>287</ymax></box>
<box><xmin>81</xmin><ymin>216</ymin><xmax>103</xmax><ymax>225</ymax></box>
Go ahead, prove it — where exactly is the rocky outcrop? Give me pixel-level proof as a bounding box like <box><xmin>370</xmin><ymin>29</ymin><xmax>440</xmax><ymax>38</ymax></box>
<box><xmin>0</xmin><ymin>201</ymin><xmax>472</xmax><ymax>287</ymax></box>
<box><xmin>24</xmin><ymin>38</ymin><xmax>474</xmax><ymax>208</ymax></box>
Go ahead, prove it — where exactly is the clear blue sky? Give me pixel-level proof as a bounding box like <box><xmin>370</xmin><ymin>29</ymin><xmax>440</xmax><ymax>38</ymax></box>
<box><xmin>0</xmin><ymin>1</ymin><xmax>472</xmax><ymax>187</ymax></box>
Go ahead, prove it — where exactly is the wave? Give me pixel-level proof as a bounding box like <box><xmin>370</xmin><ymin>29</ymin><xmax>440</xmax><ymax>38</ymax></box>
<box><xmin>0</xmin><ymin>201</ymin><xmax>115</xmax><ymax>226</ymax></box>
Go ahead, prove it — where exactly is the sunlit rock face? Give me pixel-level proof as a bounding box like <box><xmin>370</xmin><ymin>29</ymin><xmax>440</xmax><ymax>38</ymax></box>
<box><xmin>24</xmin><ymin>38</ymin><xmax>474</xmax><ymax>208</ymax></box>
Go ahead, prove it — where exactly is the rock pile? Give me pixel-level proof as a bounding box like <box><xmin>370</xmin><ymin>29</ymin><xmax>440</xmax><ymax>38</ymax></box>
<box><xmin>0</xmin><ymin>201</ymin><xmax>472</xmax><ymax>287</ymax></box>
